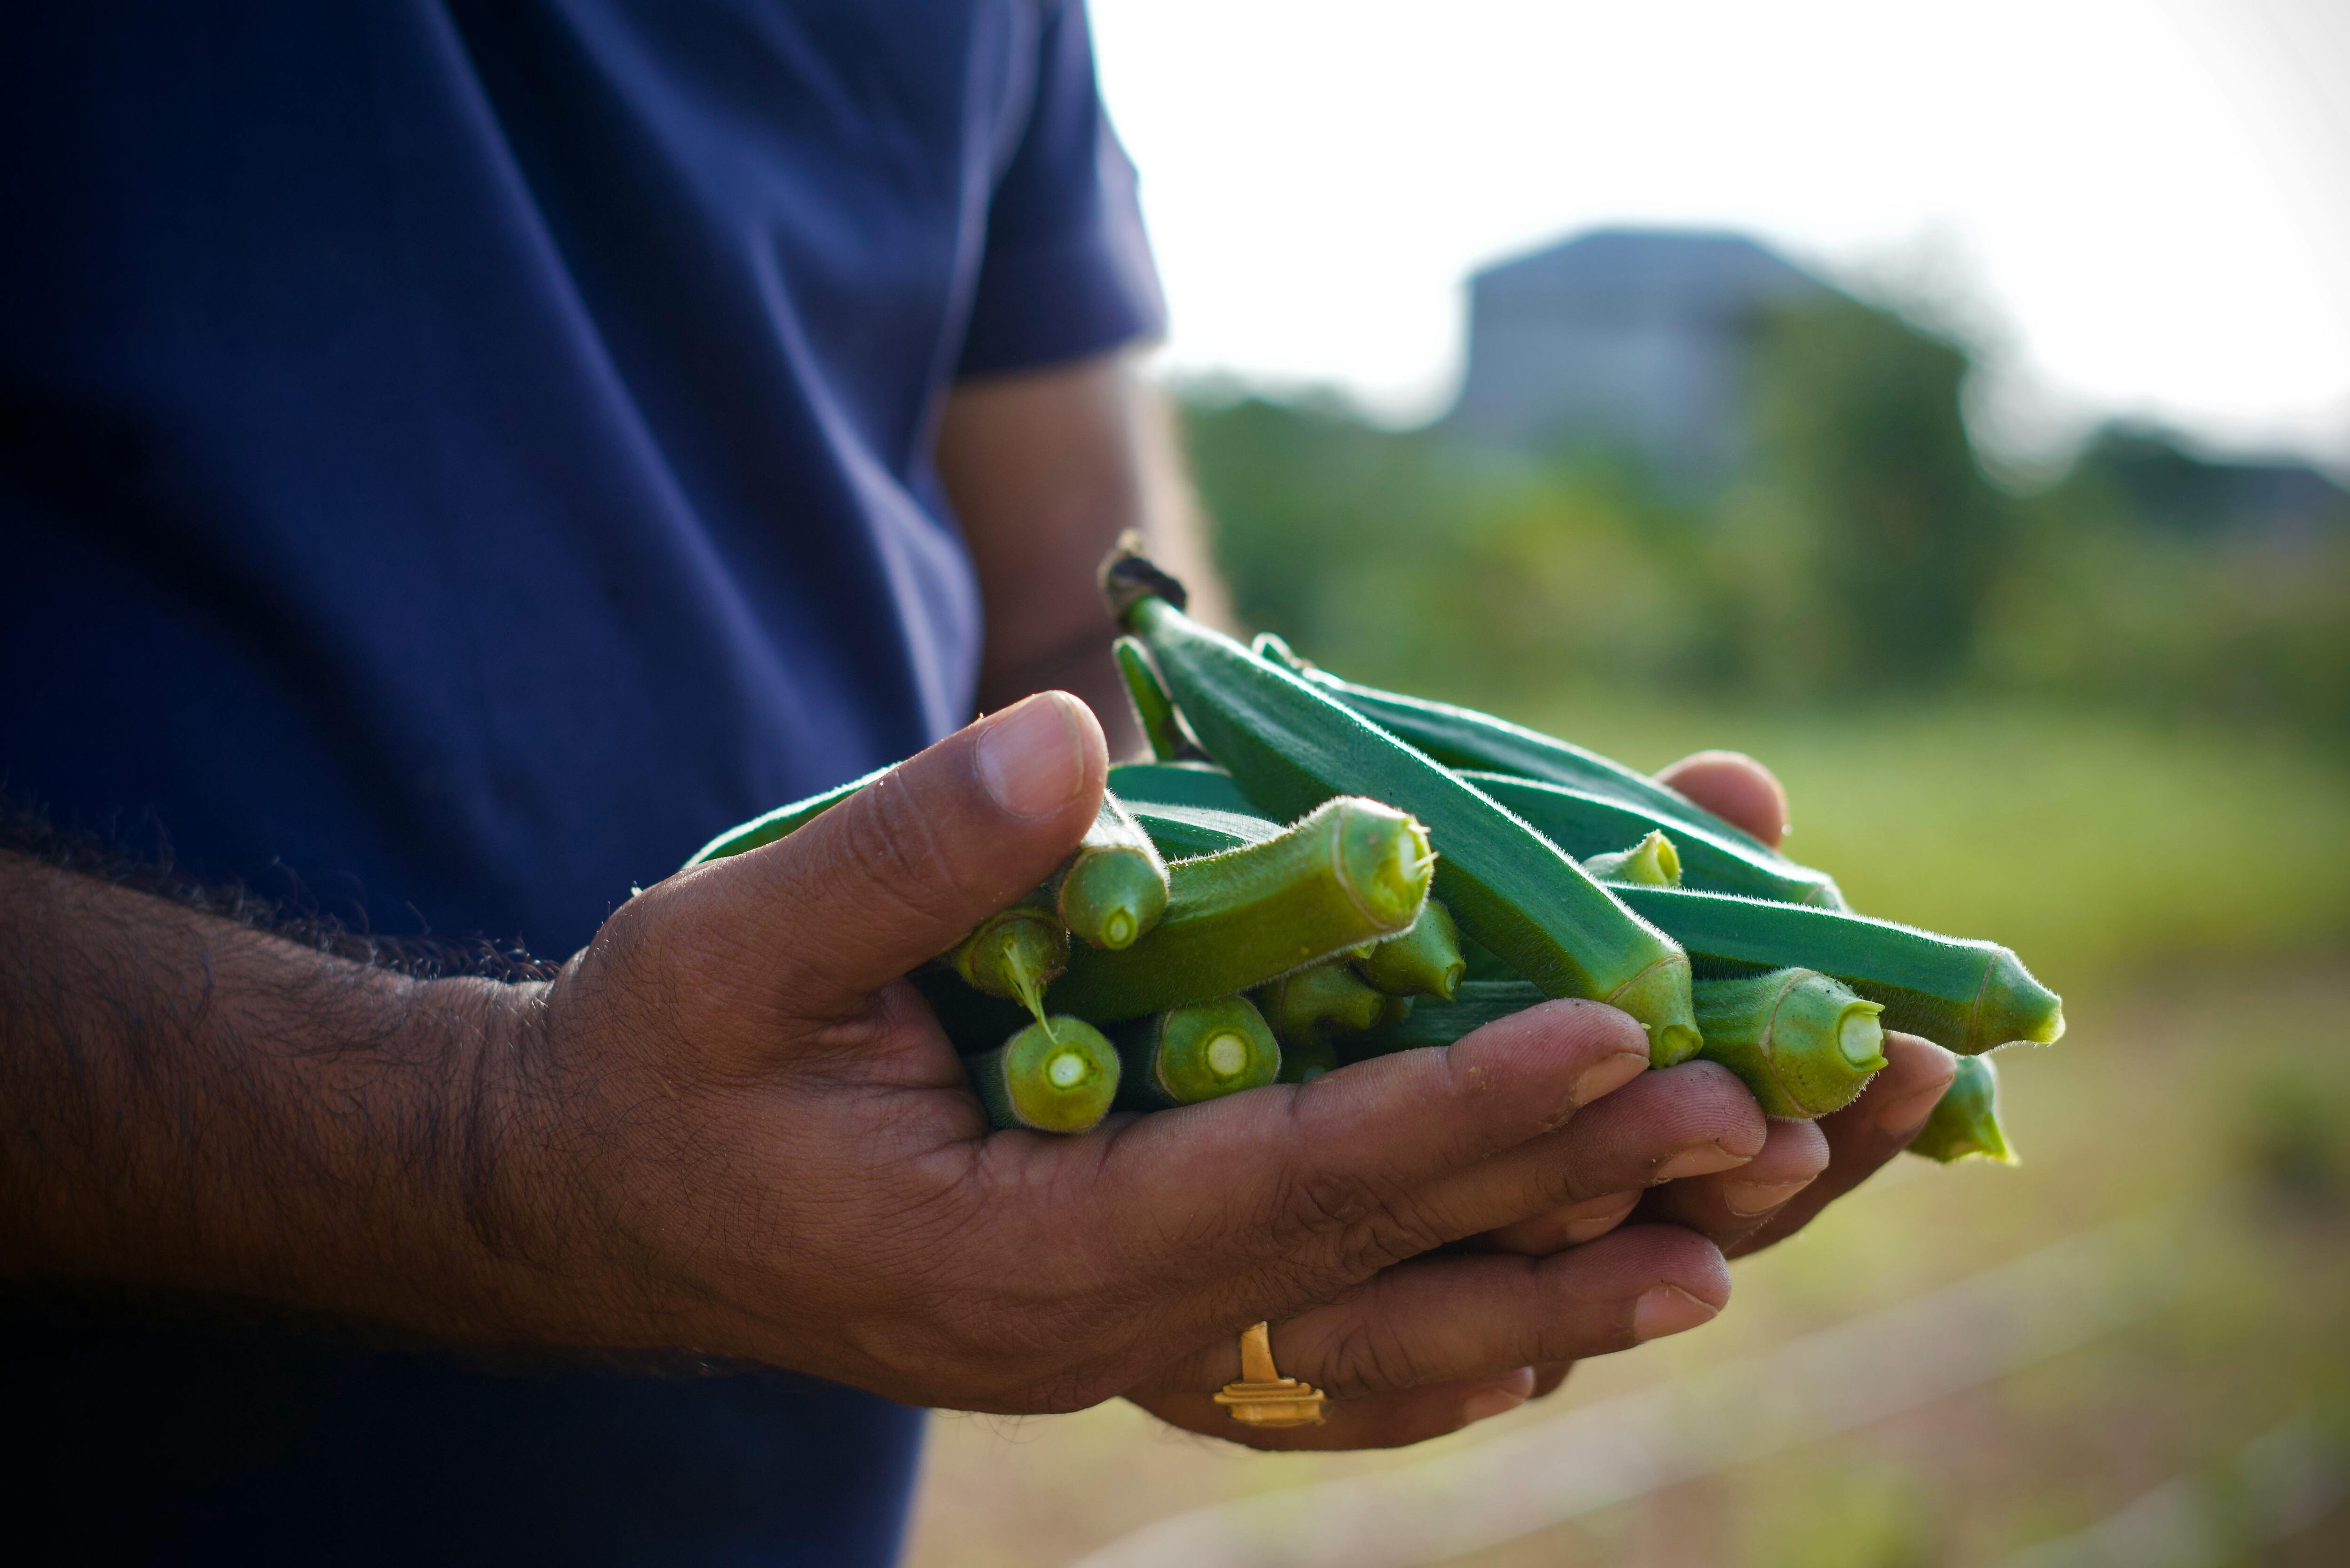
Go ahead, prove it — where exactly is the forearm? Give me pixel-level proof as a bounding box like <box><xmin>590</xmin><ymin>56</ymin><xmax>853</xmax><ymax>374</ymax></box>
<box><xmin>0</xmin><ymin>851</ymin><xmax>528</xmax><ymax>1335</ymax></box>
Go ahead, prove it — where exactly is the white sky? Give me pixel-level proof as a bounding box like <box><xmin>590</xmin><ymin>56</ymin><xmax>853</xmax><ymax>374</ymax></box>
<box><xmin>1091</xmin><ymin>0</ymin><xmax>2350</xmax><ymax>475</ymax></box>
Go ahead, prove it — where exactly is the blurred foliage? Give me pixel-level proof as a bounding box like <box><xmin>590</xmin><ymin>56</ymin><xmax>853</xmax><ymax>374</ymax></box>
<box><xmin>1179</xmin><ymin>294</ymin><xmax>2350</xmax><ymax>733</ymax></box>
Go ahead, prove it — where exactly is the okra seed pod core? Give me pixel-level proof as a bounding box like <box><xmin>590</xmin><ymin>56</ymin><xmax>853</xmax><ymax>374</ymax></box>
<box><xmin>1692</xmin><ymin>968</ymin><xmax>1886</xmax><ymax>1119</ymax></box>
<box><xmin>970</xmin><ymin>1016</ymin><xmax>1121</xmax><ymax>1134</ymax></box>
<box><xmin>1056</xmin><ymin>794</ymin><xmax>1171</xmax><ymax>952</ymax></box>
<box><xmin>1114</xmin><ymin>996</ymin><xmax>1283</xmax><ymax>1108</ymax></box>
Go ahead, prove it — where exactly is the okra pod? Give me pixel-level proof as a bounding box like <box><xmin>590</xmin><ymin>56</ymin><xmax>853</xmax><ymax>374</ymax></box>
<box><xmin>1105</xmin><ymin>548</ymin><xmax>1700</xmax><ymax>1066</ymax></box>
<box><xmin>1257</xmin><ymin>961</ymin><xmax>1409</xmax><ymax>1053</ymax></box>
<box><xmin>682</xmin><ymin>763</ymin><xmax>894</xmax><ymax>867</ymax></box>
<box><xmin>1124</xmin><ymin>800</ymin><xmax>1278</xmax><ymax>860</ymax></box>
<box><xmin>1277</xmin><ymin>1035</ymin><xmax>1342</xmax><ymax>1083</ymax></box>
<box><xmin>1114</xmin><ymin>635</ymin><xmax>1206</xmax><ymax>763</ymax></box>
<box><xmin>1611</xmin><ymin>886</ymin><xmax>2065</xmax><ymax>1056</ymax></box>
<box><xmin>1692</xmin><ymin>969</ymin><xmax>1887</xmax><ymax>1119</ymax></box>
<box><xmin>1908</xmin><ymin>1053</ymin><xmax>2016</xmax><ymax>1164</ymax></box>
<box><xmin>1355</xmin><ymin>898</ymin><xmax>1466</xmax><ymax>1000</ymax></box>
<box><xmin>1465</xmin><ymin>772</ymin><xmax>1843</xmax><ymax>908</ymax></box>
<box><xmin>1047</xmin><ymin>795</ymin><xmax>1433</xmax><ymax>1023</ymax></box>
<box><xmin>969</xmin><ymin>1016</ymin><xmax>1122</xmax><ymax>1133</ymax></box>
<box><xmin>1054</xmin><ymin>793</ymin><xmax>1170</xmax><ymax>951</ymax></box>
<box><xmin>1584</xmin><ymin>829</ymin><xmax>1683</xmax><ymax>888</ymax></box>
<box><xmin>948</xmin><ymin>899</ymin><xmax>1068</xmax><ymax>1027</ymax></box>
<box><xmin>1355</xmin><ymin>979</ymin><xmax>1545</xmax><ymax>1054</ymax></box>
<box><xmin>1114</xmin><ymin>995</ymin><xmax>1282</xmax><ymax>1109</ymax></box>
<box><xmin>1107</xmin><ymin>760</ymin><xmax>1259</xmax><ymax>815</ymax></box>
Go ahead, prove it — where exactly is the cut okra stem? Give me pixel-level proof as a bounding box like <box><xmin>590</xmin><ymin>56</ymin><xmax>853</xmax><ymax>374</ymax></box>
<box><xmin>1256</xmin><ymin>961</ymin><xmax>1409</xmax><ymax>1054</ymax></box>
<box><xmin>948</xmin><ymin>900</ymin><xmax>1069</xmax><ymax>1028</ymax></box>
<box><xmin>1584</xmin><ymin>830</ymin><xmax>1683</xmax><ymax>888</ymax></box>
<box><xmin>1055</xmin><ymin>792</ymin><xmax>1170</xmax><ymax>951</ymax></box>
<box><xmin>1908</xmin><ymin>1053</ymin><xmax>2017</xmax><ymax>1164</ymax></box>
<box><xmin>1693</xmin><ymin>968</ymin><xmax>1887</xmax><ymax>1119</ymax></box>
<box><xmin>1114</xmin><ymin>996</ymin><xmax>1282</xmax><ymax>1108</ymax></box>
<box><xmin>1355</xmin><ymin>899</ymin><xmax>1467</xmax><ymax>1000</ymax></box>
<box><xmin>969</xmin><ymin>1017</ymin><xmax>1121</xmax><ymax>1133</ymax></box>
<box><xmin>1114</xmin><ymin>635</ymin><xmax>1206</xmax><ymax>763</ymax></box>
<box><xmin>1049</xmin><ymin>795</ymin><xmax>1433</xmax><ymax>1024</ymax></box>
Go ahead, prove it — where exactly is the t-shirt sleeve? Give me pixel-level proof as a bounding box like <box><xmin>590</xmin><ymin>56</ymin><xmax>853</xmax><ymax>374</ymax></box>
<box><xmin>955</xmin><ymin>0</ymin><xmax>1167</xmax><ymax>377</ymax></box>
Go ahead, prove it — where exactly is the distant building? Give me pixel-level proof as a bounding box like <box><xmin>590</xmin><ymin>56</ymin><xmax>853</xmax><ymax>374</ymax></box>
<box><xmin>1444</xmin><ymin>228</ymin><xmax>1830</xmax><ymax>485</ymax></box>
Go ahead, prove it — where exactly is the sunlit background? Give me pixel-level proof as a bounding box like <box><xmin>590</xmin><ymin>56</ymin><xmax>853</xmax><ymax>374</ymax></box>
<box><xmin>907</xmin><ymin>3</ymin><xmax>2350</xmax><ymax>1563</ymax></box>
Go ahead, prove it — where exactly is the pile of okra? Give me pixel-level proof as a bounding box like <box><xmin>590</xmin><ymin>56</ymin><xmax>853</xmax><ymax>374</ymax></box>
<box><xmin>688</xmin><ymin>542</ymin><xmax>2059</xmax><ymax>1164</ymax></box>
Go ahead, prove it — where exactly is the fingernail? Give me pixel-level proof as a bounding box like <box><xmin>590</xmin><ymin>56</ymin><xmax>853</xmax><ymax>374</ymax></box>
<box><xmin>1570</xmin><ymin>1050</ymin><xmax>1650</xmax><ymax>1106</ymax></box>
<box><xmin>1723</xmin><ymin>1179</ymin><xmax>1811</xmax><ymax>1216</ymax></box>
<box><xmin>1873</xmin><ymin>1079</ymin><xmax>1954</xmax><ymax>1137</ymax></box>
<box><xmin>975</xmin><ymin>694</ymin><xmax>1085</xmax><ymax>819</ymax></box>
<box><xmin>1552</xmin><ymin>1192</ymin><xmax>1639</xmax><ymax>1244</ymax></box>
<box><xmin>1460</xmin><ymin>1383</ymin><xmax>1528</xmax><ymax>1425</ymax></box>
<box><xmin>1633</xmin><ymin>1285</ymin><xmax>1718</xmax><ymax>1341</ymax></box>
<box><xmin>1655</xmin><ymin>1142</ymin><xmax>1747</xmax><ymax>1181</ymax></box>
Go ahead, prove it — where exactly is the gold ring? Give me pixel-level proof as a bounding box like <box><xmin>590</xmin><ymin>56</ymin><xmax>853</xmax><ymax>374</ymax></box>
<box><xmin>1213</xmin><ymin>1320</ymin><xmax>1327</xmax><ymax>1428</ymax></box>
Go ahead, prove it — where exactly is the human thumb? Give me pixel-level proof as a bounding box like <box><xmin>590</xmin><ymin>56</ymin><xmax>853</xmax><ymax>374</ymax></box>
<box><xmin>666</xmin><ymin>692</ymin><xmax>1108</xmax><ymax>1022</ymax></box>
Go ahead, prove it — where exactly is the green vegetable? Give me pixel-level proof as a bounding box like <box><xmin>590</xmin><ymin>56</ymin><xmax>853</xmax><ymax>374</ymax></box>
<box><xmin>1249</xmin><ymin>637</ymin><xmax>1775</xmax><ymax>858</ymax></box>
<box><xmin>1048</xmin><ymin>794</ymin><xmax>1433</xmax><ymax>1024</ymax></box>
<box><xmin>1114</xmin><ymin>995</ymin><xmax>1282</xmax><ymax>1108</ymax></box>
<box><xmin>1107</xmin><ymin>760</ymin><xmax>1259</xmax><ymax>814</ymax></box>
<box><xmin>1277</xmin><ymin>1035</ymin><xmax>1341</xmax><ymax>1083</ymax></box>
<box><xmin>1106</xmin><ymin>547</ymin><xmax>1700</xmax><ymax>1066</ymax></box>
<box><xmin>948</xmin><ymin>899</ymin><xmax>1068</xmax><ymax>1027</ymax></box>
<box><xmin>1908</xmin><ymin>1053</ymin><xmax>2017</xmax><ymax>1164</ymax></box>
<box><xmin>1611</xmin><ymin>886</ymin><xmax>2065</xmax><ymax>1056</ymax></box>
<box><xmin>969</xmin><ymin>1017</ymin><xmax>1122</xmax><ymax>1133</ymax></box>
<box><xmin>1584</xmin><ymin>829</ymin><xmax>1683</xmax><ymax>888</ymax></box>
<box><xmin>1124</xmin><ymin>800</ymin><xmax>1279</xmax><ymax>860</ymax></box>
<box><xmin>1054</xmin><ymin>793</ymin><xmax>1169</xmax><ymax>951</ymax></box>
<box><xmin>681</xmin><ymin>763</ymin><xmax>893</xmax><ymax>867</ymax></box>
<box><xmin>1693</xmin><ymin>968</ymin><xmax>1887</xmax><ymax>1119</ymax></box>
<box><xmin>1257</xmin><ymin>961</ymin><xmax>1408</xmax><ymax>1053</ymax></box>
<box><xmin>1114</xmin><ymin>635</ymin><xmax>1205</xmax><ymax>762</ymax></box>
<box><xmin>1355</xmin><ymin>898</ymin><xmax>1466</xmax><ymax>999</ymax></box>
<box><xmin>1356</xmin><ymin>979</ymin><xmax>1548</xmax><ymax>1054</ymax></box>
<box><xmin>1466</xmin><ymin>771</ymin><xmax>1842</xmax><ymax>908</ymax></box>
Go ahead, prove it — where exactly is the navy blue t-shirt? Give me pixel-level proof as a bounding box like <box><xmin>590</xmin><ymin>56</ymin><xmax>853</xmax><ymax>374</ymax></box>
<box><xmin>0</xmin><ymin>2</ymin><xmax>1162</xmax><ymax>1562</ymax></box>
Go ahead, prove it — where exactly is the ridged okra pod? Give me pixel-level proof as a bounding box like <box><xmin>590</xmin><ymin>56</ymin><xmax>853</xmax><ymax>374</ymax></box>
<box><xmin>1114</xmin><ymin>995</ymin><xmax>1282</xmax><ymax>1109</ymax></box>
<box><xmin>1465</xmin><ymin>772</ymin><xmax>1842</xmax><ymax>908</ymax></box>
<box><xmin>969</xmin><ymin>1017</ymin><xmax>1122</xmax><ymax>1133</ymax></box>
<box><xmin>1106</xmin><ymin>548</ymin><xmax>1700</xmax><ymax>1066</ymax></box>
<box><xmin>1108</xmin><ymin>760</ymin><xmax>1259</xmax><ymax>814</ymax></box>
<box><xmin>682</xmin><ymin>762</ymin><xmax>895</xmax><ymax>867</ymax></box>
<box><xmin>947</xmin><ymin>899</ymin><xmax>1068</xmax><ymax>1027</ymax></box>
<box><xmin>1124</xmin><ymin>800</ymin><xmax>1278</xmax><ymax>860</ymax></box>
<box><xmin>1693</xmin><ymin>968</ymin><xmax>1887</xmax><ymax>1119</ymax></box>
<box><xmin>1355</xmin><ymin>898</ymin><xmax>1466</xmax><ymax>1000</ymax></box>
<box><xmin>1584</xmin><ymin>830</ymin><xmax>1683</xmax><ymax>888</ymax></box>
<box><xmin>1611</xmin><ymin>886</ymin><xmax>2065</xmax><ymax>1056</ymax></box>
<box><xmin>1908</xmin><ymin>1053</ymin><xmax>2016</xmax><ymax>1164</ymax></box>
<box><xmin>1114</xmin><ymin>635</ymin><xmax>1206</xmax><ymax>763</ymax></box>
<box><xmin>1256</xmin><ymin>962</ymin><xmax>1408</xmax><ymax>1054</ymax></box>
<box><xmin>1047</xmin><ymin>795</ymin><xmax>1433</xmax><ymax>1024</ymax></box>
<box><xmin>1054</xmin><ymin>793</ymin><xmax>1169</xmax><ymax>951</ymax></box>
<box><xmin>1354</xmin><ymin>979</ymin><xmax>1546</xmax><ymax>1055</ymax></box>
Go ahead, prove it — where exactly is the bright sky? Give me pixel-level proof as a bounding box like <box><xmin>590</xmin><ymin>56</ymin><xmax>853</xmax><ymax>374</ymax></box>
<box><xmin>1090</xmin><ymin>0</ymin><xmax>2350</xmax><ymax>474</ymax></box>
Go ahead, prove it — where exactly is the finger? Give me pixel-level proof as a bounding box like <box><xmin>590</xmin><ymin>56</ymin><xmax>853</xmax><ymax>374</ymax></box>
<box><xmin>1131</xmin><ymin>1368</ymin><xmax>1538</xmax><ymax>1452</ymax></box>
<box><xmin>1414</xmin><ymin>1058</ymin><xmax>1766</xmax><ymax>1248</ymax></box>
<box><xmin>1478</xmin><ymin>1190</ymin><xmax>1641</xmax><ymax>1255</ymax></box>
<box><xmin>1632</xmin><ymin>1116</ymin><xmax>1831</xmax><ymax>1251</ymax></box>
<box><xmin>1655</xmin><ymin>750</ymin><xmax>1788</xmax><ymax>849</ymax></box>
<box><xmin>1531</xmin><ymin>1362</ymin><xmax>1574</xmax><ymax>1398</ymax></box>
<box><xmin>660</xmin><ymin>692</ymin><xmax>1108</xmax><ymax>1019</ymax></box>
<box><xmin>1138</xmin><ymin>1225</ymin><xmax>1729</xmax><ymax>1404</ymax></box>
<box><xmin>1727</xmin><ymin>1033</ymin><xmax>1958</xmax><ymax>1258</ymax></box>
<box><xmin>1090</xmin><ymin>1000</ymin><xmax>1658</xmax><ymax>1330</ymax></box>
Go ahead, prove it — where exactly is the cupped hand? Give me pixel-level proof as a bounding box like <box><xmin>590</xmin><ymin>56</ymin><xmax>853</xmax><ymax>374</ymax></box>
<box><xmin>449</xmin><ymin>694</ymin><xmax>1768</xmax><ymax>1429</ymax></box>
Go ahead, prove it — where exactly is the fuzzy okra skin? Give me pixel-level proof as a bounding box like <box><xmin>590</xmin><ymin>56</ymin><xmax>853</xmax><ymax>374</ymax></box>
<box><xmin>948</xmin><ymin>900</ymin><xmax>1068</xmax><ymax>1026</ymax></box>
<box><xmin>1908</xmin><ymin>1052</ymin><xmax>2017</xmax><ymax>1164</ymax></box>
<box><xmin>1466</xmin><ymin>772</ymin><xmax>1844</xmax><ymax>908</ymax></box>
<box><xmin>1114</xmin><ymin>636</ymin><xmax>1206</xmax><ymax>763</ymax></box>
<box><xmin>1108</xmin><ymin>760</ymin><xmax>1260</xmax><ymax>814</ymax></box>
<box><xmin>1047</xmin><ymin>795</ymin><xmax>1433</xmax><ymax>1024</ymax></box>
<box><xmin>1693</xmin><ymin>969</ymin><xmax>1887</xmax><ymax>1119</ymax></box>
<box><xmin>1114</xmin><ymin>995</ymin><xmax>1283</xmax><ymax>1109</ymax></box>
<box><xmin>1257</xmin><ymin>961</ymin><xmax>1409</xmax><ymax>1053</ymax></box>
<box><xmin>1355</xmin><ymin>898</ymin><xmax>1466</xmax><ymax>1000</ymax></box>
<box><xmin>1123</xmin><ymin>800</ymin><xmax>1279</xmax><ymax>860</ymax></box>
<box><xmin>970</xmin><ymin>1017</ymin><xmax>1122</xmax><ymax>1133</ymax></box>
<box><xmin>1610</xmin><ymin>886</ymin><xmax>2064</xmax><ymax>1056</ymax></box>
<box><xmin>1055</xmin><ymin>793</ymin><xmax>1170</xmax><ymax>951</ymax></box>
<box><xmin>1584</xmin><ymin>830</ymin><xmax>1683</xmax><ymax>888</ymax></box>
<box><xmin>1355</xmin><ymin>979</ymin><xmax>1545</xmax><ymax>1055</ymax></box>
<box><xmin>1111</xmin><ymin>568</ymin><xmax>1700</xmax><ymax>1066</ymax></box>
<box><xmin>681</xmin><ymin>763</ymin><xmax>895</xmax><ymax>867</ymax></box>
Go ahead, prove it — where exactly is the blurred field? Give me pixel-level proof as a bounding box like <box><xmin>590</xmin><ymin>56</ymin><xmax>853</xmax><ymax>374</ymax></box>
<box><xmin>903</xmin><ymin>699</ymin><xmax>2350</xmax><ymax>1567</ymax></box>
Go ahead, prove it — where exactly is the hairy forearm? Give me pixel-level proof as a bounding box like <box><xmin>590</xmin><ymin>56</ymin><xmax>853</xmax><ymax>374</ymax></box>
<box><xmin>0</xmin><ymin>851</ymin><xmax>528</xmax><ymax>1335</ymax></box>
